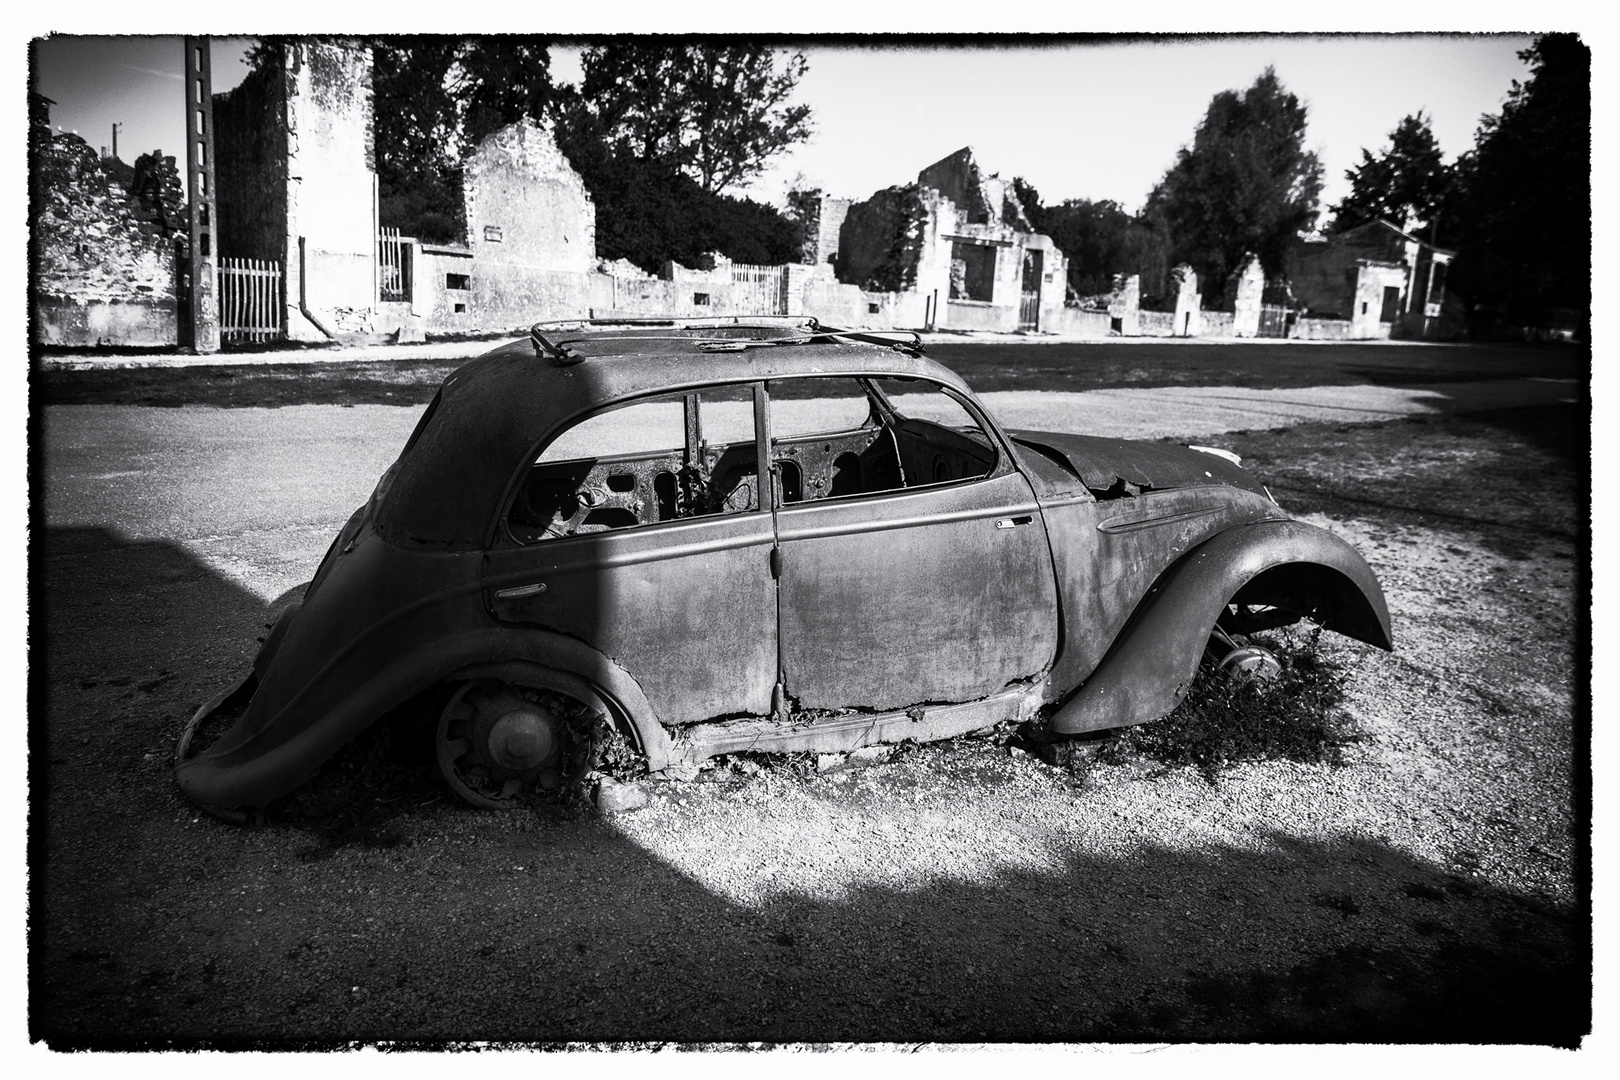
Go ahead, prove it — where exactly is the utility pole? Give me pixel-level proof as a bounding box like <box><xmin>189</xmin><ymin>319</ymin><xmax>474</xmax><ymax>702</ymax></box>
<box><xmin>183</xmin><ymin>36</ymin><xmax>220</xmax><ymax>353</ymax></box>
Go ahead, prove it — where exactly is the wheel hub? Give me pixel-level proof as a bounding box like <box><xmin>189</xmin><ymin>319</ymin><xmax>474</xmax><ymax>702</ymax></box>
<box><xmin>436</xmin><ymin>681</ymin><xmax>585</xmax><ymax>809</ymax></box>
<box><xmin>486</xmin><ymin>707</ymin><xmax>560</xmax><ymax>771</ymax></box>
<box><xmin>1219</xmin><ymin>644</ymin><xmax>1283</xmax><ymax>682</ymax></box>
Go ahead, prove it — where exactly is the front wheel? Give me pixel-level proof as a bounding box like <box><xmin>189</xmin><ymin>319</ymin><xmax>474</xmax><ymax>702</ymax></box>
<box><xmin>1205</xmin><ymin>623</ymin><xmax>1282</xmax><ymax>683</ymax></box>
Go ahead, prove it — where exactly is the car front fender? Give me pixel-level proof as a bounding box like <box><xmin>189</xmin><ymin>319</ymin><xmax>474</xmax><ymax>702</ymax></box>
<box><xmin>1050</xmin><ymin>519</ymin><xmax>1392</xmax><ymax>735</ymax></box>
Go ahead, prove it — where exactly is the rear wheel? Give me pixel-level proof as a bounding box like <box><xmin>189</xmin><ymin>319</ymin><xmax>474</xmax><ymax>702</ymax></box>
<box><xmin>435</xmin><ymin>678</ymin><xmax>600</xmax><ymax>809</ymax></box>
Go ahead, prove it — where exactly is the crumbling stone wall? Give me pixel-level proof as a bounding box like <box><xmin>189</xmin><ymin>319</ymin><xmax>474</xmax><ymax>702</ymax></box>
<box><xmin>129</xmin><ymin>152</ymin><xmax>187</xmax><ymax>237</ymax></box>
<box><xmin>836</xmin><ymin>184</ymin><xmax>928</xmax><ymax>293</ymax></box>
<box><xmin>1230</xmin><ymin>256</ymin><xmax>1265</xmax><ymax>338</ymax></box>
<box><xmin>450</xmin><ymin>120</ymin><xmax>594</xmax><ymax>329</ymax></box>
<box><xmin>1350</xmin><ymin>261</ymin><xmax>1408</xmax><ymax>339</ymax></box>
<box><xmin>32</xmin><ymin>131</ymin><xmax>178</xmax><ymax>346</ymax></box>
<box><xmin>213</xmin><ymin>59</ymin><xmax>289</xmax><ymax>263</ymax></box>
<box><xmin>210</xmin><ymin>40</ymin><xmax>378</xmax><ymax>340</ymax></box>
<box><xmin>792</xmin><ymin>192</ymin><xmax>850</xmax><ymax>266</ymax></box>
<box><xmin>464</xmin><ymin>121</ymin><xmax>594</xmax><ymax>277</ymax></box>
<box><xmin>286</xmin><ymin>41</ymin><xmax>378</xmax><ymax>337</ymax></box>
<box><xmin>1107</xmin><ymin>274</ymin><xmax>1142</xmax><ymax>336</ymax></box>
<box><xmin>918</xmin><ymin>147</ymin><xmax>1032</xmax><ymax>232</ymax></box>
<box><xmin>1170</xmin><ymin>264</ymin><xmax>1202</xmax><ymax>337</ymax></box>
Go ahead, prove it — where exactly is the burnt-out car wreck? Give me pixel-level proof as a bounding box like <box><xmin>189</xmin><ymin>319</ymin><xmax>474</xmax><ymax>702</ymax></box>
<box><xmin>176</xmin><ymin>318</ymin><xmax>1392</xmax><ymax>819</ymax></box>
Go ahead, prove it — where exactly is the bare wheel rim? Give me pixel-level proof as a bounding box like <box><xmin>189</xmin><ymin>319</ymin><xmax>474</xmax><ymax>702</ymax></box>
<box><xmin>435</xmin><ymin>679</ymin><xmax>598</xmax><ymax>809</ymax></box>
<box><xmin>1206</xmin><ymin>622</ymin><xmax>1282</xmax><ymax>684</ymax></box>
<box><xmin>1218</xmin><ymin>644</ymin><xmax>1283</xmax><ymax>683</ymax></box>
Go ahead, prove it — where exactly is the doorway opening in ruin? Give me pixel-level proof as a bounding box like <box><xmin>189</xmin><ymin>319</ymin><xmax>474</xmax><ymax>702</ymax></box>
<box><xmin>1019</xmin><ymin>250</ymin><xmax>1043</xmax><ymax>331</ymax></box>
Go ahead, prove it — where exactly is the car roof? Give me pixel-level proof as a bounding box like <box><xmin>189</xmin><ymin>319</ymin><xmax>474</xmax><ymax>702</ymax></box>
<box><xmin>375</xmin><ymin>321</ymin><xmax>973</xmax><ymax>548</ymax></box>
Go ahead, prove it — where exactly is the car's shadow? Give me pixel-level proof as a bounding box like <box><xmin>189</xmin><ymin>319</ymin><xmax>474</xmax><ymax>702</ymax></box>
<box><xmin>32</xmin><ymin>527</ymin><xmax>1589</xmax><ymax>1048</ymax></box>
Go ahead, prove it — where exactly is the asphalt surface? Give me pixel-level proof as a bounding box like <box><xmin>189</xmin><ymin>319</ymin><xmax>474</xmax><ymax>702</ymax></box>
<box><xmin>45</xmin><ymin>375</ymin><xmax>1579</xmax><ymax>608</ymax></box>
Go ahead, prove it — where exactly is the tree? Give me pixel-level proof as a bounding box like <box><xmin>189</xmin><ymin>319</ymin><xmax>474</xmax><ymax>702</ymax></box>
<box><xmin>1015</xmin><ymin>179</ymin><xmax>1172</xmax><ymax>297</ymax></box>
<box><xmin>550</xmin><ymin>44</ymin><xmax>812</xmax><ymax>272</ymax></box>
<box><xmin>1446</xmin><ymin>34</ymin><xmax>1590</xmax><ymax>333</ymax></box>
<box><xmin>1330</xmin><ymin>112</ymin><xmax>1453</xmax><ymax>236</ymax></box>
<box><xmin>1144</xmin><ymin>68</ymin><xmax>1323</xmax><ymax>293</ymax></box>
<box><xmin>571</xmin><ymin>44</ymin><xmax>811</xmax><ymax>195</ymax></box>
<box><xmin>369</xmin><ymin>37</ymin><xmax>556</xmax><ymax>242</ymax></box>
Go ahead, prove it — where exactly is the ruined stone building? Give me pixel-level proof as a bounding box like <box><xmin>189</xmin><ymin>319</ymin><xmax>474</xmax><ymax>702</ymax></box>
<box><xmin>1285</xmin><ymin>218</ymin><xmax>1458</xmax><ymax>340</ymax></box>
<box><xmin>821</xmin><ymin>147</ymin><xmax>1070</xmax><ymax>332</ymax></box>
<box><xmin>210</xmin><ymin>39</ymin><xmax>595</xmax><ymax>343</ymax></box>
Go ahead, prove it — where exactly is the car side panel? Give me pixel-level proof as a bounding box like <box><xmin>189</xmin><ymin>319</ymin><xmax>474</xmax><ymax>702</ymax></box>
<box><xmin>776</xmin><ymin>469</ymin><xmax>1059</xmax><ymax>711</ymax></box>
<box><xmin>483</xmin><ymin>511</ymin><xmax>779</xmax><ymax>725</ymax></box>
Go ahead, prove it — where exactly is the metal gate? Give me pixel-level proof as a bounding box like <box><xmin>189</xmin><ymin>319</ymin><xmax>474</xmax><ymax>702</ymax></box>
<box><xmin>729</xmin><ymin>263</ymin><xmax>789</xmax><ymax>316</ymax></box>
<box><xmin>378</xmin><ymin>226</ymin><xmax>412</xmax><ymax>302</ymax></box>
<box><xmin>1257</xmin><ymin>303</ymin><xmax>1291</xmax><ymax>338</ymax></box>
<box><xmin>217</xmin><ymin>258</ymin><xmax>283</xmax><ymax>343</ymax></box>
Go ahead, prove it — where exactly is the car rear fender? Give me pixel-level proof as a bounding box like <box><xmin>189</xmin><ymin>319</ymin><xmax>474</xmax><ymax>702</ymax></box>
<box><xmin>1049</xmin><ymin>519</ymin><xmax>1392</xmax><ymax>735</ymax></box>
<box><xmin>175</xmin><ymin>627</ymin><xmax>670</xmax><ymax>814</ymax></box>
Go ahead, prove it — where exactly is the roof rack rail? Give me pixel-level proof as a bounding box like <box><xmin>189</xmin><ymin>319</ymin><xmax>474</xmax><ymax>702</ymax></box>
<box><xmin>530</xmin><ymin>316</ymin><xmax>823</xmax><ymax>361</ymax></box>
<box><xmin>527</xmin><ymin>316</ymin><xmax>923</xmax><ymax>362</ymax></box>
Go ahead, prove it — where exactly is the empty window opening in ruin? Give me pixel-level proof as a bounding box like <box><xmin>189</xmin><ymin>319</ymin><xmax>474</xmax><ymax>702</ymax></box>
<box><xmin>446</xmin><ymin>273</ymin><xmax>470</xmax><ymax>291</ymax></box>
<box><xmin>693</xmin><ymin>292</ymin><xmax>711</xmax><ymax>306</ymax></box>
<box><xmin>948</xmin><ymin>241</ymin><xmax>996</xmax><ymax>302</ymax></box>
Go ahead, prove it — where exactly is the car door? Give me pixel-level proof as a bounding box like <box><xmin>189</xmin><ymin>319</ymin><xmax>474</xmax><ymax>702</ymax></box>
<box><xmin>768</xmin><ymin>376</ymin><xmax>1060</xmax><ymax>712</ymax></box>
<box><xmin>481</xmin><ymin>385</ymin><xmax>779</xmax><ymax>725</ymax></box>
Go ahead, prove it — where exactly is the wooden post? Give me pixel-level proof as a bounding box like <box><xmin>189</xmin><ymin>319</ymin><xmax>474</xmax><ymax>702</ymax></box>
<box><xmin>184</xmin><ymin>36</ymin><xmax>220</xmax><ymax>353</ymax></box>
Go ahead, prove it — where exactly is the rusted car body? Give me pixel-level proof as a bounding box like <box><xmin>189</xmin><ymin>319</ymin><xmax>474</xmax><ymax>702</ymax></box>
<box><xmin>176</xmin><ymin>318</ymin><xmax>1391</xmax><ymax>818</ymax></box>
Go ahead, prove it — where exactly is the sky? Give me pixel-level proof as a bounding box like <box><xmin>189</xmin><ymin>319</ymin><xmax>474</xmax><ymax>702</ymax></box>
<box><xmin>33</xmin><ymin>34</ymin><xmax>1536</xmax><ymax>218</ymax></box>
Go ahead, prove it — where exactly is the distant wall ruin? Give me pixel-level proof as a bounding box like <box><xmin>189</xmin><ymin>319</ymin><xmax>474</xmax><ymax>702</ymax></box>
<box><xmin>31</xmin><ymin>129</ymin><xmax>178</xmax><ymax>347</ymax></box>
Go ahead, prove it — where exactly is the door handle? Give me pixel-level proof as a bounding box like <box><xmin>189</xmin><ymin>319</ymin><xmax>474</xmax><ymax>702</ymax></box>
<box><xmin>495</xmin><ymin>582</ymin><xmax>547</xmax><ymax>599</ymax></box>
<box><xmin>995</xmin><ymin>516</ymin><xmax>1034</xmax><ymax>529</ymax></box>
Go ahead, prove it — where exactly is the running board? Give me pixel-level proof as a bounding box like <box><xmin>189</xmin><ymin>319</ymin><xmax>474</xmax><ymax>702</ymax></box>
<box><xmin>672</xmin><ymin>684</ymin><xmax>1043</xmax><ymax>763</ymax></box>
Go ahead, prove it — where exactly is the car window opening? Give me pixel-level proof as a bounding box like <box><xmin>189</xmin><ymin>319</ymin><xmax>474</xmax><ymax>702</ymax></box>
<box><xmin>508</xmin><ymin>389</ymin><xmax>761</xmax><ymax>543</ymax></box>
<box><xmin>767</xmin><ymin>376</ymin><xmax>997</xmax><ymax>505</ymax></box>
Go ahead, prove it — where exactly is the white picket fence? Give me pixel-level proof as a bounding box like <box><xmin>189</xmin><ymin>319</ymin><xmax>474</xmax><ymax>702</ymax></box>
<box><xmin>217</xmin><ymin>258</ymin><xmax>283</xmax><ymax>343</ymax></box>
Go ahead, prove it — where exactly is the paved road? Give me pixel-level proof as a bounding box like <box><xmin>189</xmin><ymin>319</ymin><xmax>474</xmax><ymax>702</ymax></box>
<box><xmin>44</xmin><ymin>376</ymin><xmax>1580</xmax><ymax>606</ymax></box>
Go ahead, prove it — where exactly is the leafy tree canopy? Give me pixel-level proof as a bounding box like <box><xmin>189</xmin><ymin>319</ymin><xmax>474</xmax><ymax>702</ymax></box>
<box><xmin>1330</xmin><ymin>112</ymin><xmax>1453</xmax><ymax>236</ymax></box>
<box><xmin>1447</xmin><ymin>33</ymin><xmax>1590</xmax><ymax>330</ymax></box>
<box><xmin>569</xmin><ymin>44</ymin><xmax>811</xmax><ymax>195</ymax></box>
<box><xmin>1144</xmin><ymin>67</ymin><xmax>1322</xmax><ymax>290</ymax></box>
<box><xmin>1015</xmin><ymin>179</ymin><xmax>1172</xmax><ymax>298</ymax></box>
<box><xmin>370</xmin><ymin>37</ymin><xmax>554</xmax><ymax>243</ymax></box>
<box><xmin>549</xmin><ymin>44</ymin><xmax>811</xmax><ymax>272</ymax></box>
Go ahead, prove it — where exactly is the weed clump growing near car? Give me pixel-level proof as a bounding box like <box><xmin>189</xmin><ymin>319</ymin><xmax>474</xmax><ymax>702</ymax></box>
<box><xmin>1094</xmin><ymin>628</ymin><xmax>1359</xmax><ymax>783</ymax></box>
